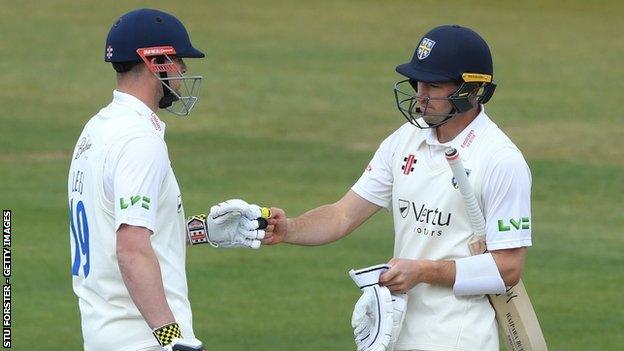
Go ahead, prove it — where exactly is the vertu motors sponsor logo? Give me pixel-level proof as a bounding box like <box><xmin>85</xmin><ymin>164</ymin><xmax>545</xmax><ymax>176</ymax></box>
<box><xmin>398</xmin><ymin>199</ymin><xmax>451</xmax><ymax>226</ymax></box>
<box><xmin>398</xmin><ymin>199</ymin><xmax>452</xmax><ymax>237</ymax></box>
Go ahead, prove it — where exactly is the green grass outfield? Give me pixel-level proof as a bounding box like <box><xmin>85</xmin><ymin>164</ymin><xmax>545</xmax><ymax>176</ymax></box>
<box><xmin>1</xmin><ymin>0</ymin><xmax>623</xmax><ymax>349</ymax></box>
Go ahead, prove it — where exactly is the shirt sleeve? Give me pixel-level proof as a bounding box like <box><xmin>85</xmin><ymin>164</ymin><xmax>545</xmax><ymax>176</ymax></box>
<box><xmin>482</xmin><ymin>148</ymin><xmax>533</xmax><ymax>250</ymax></box>
<box><xmin>351</xmin><ymin>130</ymin><xmax>398</xmax><ymax>209</ymax></box>
<box><xmin>108</xmin><ymin>134</ymin><xmax>170</xmax><ymax>232</ymax></box>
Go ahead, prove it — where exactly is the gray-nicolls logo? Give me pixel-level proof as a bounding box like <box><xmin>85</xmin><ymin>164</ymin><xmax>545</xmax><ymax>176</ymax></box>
<box><xmin>401</xmin><ymin>154</ymin><xmax>416</xmax><ymax>175</ymax></box>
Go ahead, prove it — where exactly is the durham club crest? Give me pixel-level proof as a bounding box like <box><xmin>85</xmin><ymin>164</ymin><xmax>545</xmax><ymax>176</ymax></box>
<box><xmin>417</xmin><ymin>38</ymin><xmax>436</xmax><ymax>60</ymax></box>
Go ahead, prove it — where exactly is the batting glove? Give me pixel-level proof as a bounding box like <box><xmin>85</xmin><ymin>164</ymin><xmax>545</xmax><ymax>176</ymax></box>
<box><xmin>352</xmin><ymin>285</ymin><xmax>394</xmax><ymax>351</ymax></box>
<box><xmin>186</xmin><ymin>199</ymin><xmax>270</xmax><ymax>249</ymax></box>
<box><xmin>389</xmin><ymin>293</ymin><xmax>408</xmax><ymax>350</ymax></box>
<box><xmin>163</xmin><ymin>338</ymin><xmax>204</xmax><ymax>351</ymax></box>
<box><xmin>153</xmin><ymin>322</ymin><xmax>204</xmax><ymax>351</ymax></box>
<box><xmin>349</xmin><ymin>264</ymin><xmax>409</xmax><ymax>351</ymax></box>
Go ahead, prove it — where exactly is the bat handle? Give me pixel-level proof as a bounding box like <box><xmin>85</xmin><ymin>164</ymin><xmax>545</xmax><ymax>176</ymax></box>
<box><xmin>468</xmin><ymin>234</ymin><xmax>487</xmax><ymax>255</ymax></box>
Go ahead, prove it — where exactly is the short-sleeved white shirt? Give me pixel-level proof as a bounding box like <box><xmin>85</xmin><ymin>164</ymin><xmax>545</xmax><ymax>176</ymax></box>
<box><xmin>352</xmin><ymin>107</ymin><xmax>532</xmax><ymax>350</ymax></box>
<box><xmin>68</xmin><ymin>91</ymin><xmax>197</xmax><ymax>351</ymax></box>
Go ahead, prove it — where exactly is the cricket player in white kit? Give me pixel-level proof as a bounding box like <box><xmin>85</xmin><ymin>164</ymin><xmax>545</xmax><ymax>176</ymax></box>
<box><xmin>68</xmin><ymin>9</ymin><xmax>268</xmax><ymax>351</ymax></box>
<box><xmin>263</xmin><ymin>25</ymin><xmax>532</xmax><ymax>351</ymax></box>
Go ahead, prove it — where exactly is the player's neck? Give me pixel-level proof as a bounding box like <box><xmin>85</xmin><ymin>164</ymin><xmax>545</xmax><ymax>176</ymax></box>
<box><xmin>435</xmin><ymin>106</ymin><xmax>480</xmax><ymax>143</ymax></box>
<box><xmin>117</xmin><ymin>78</ymin><xmax>160</xmax><ymax>113</ymax></box>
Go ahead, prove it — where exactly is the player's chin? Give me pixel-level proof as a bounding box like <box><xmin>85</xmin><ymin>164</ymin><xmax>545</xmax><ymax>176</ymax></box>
<box><xmin>422</xmin><ymin>114</ymin><xmax>446</xmax><ymax>125</ymax></box>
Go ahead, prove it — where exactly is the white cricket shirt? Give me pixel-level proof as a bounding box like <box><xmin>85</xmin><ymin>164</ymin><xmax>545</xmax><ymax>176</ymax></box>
<box><xmin>68</xmin><ymin>90</ymin><xmax>197</xmax><ymax>351</ymax></box>
<box><xmin>352</xmin><ymin>107</ymin><xmax>532</xmax><ymax>351</ymax></box>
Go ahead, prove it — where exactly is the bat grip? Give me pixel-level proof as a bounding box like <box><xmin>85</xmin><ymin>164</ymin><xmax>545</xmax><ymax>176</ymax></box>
<box><xmin>445</xmin><ymin>147</ymin><xmax>486</xmax><ymax>238</ymax></box>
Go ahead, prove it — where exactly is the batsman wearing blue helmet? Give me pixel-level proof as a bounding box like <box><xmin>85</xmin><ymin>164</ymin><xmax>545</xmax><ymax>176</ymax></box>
<box><xmin>264</xmin><ymin>25</ymin><xmax>532</xmax><ymax>351</ymax></box>
<box><xmin>68</xmin><ymin>9</ymin><xmax>269</xmax><ymax>351</ymax></box>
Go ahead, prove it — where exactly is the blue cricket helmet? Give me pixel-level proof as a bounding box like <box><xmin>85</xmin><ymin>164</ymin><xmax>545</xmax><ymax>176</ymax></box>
<box><xmin>393</xmin><ymin>25</ymin><xmax>497</xmax><ymax>129</ymax></box>
<box><xmin>104</xmin><ymin>8</ymin><xmax>204</xmax><ymax>62</ymax></box>
<box><xmin>396</xmin><ymin>25</ymin><xmax>493</xmax><ymax>83</ymax></box>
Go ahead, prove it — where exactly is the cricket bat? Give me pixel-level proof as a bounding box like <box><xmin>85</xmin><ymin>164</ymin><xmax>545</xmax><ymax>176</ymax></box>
<box><xmin>445</xmin><ymin>147</ymin><xmax>548</xmax><ymax>351</ymax></box>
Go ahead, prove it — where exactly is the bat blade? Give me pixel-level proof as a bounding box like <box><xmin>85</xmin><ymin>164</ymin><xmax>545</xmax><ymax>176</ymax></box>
<box><xmin>489</xmin><ymin>280</ymin><xmax>548</xmax><ymax>351</ymax></box>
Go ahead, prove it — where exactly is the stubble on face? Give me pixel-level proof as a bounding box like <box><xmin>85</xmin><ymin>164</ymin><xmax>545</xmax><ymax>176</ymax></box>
<box><xmin>417</xmin><ymin>82</ymin><xmax>458</xmax><ymax>125</ymax></box>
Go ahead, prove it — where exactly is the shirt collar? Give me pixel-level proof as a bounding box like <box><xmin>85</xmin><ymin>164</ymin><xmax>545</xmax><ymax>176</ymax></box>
<box><xmin>420</xmin><ymin>105</ymin><xmax>490</xmax><ymax>159</ymax></box>
<box><xmin>112</xmin><ymin>90</ymin><xmax>166</xmax><ymax>137</ymax></box>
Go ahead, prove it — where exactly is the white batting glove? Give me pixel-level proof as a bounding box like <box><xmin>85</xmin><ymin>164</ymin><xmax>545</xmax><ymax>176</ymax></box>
<box><xmin>352</xmin><ymin>285</ymin><xmax>394</xmax><ymax>351</ymax></box>
<box><xmin>349</xmin><ymin>264</ymin><xmax>409</xmax><ymax>351</ymax></box>
<box><xmin>186</xmin><ymin>199</ymin><xmax>270</xmax><ymax>249</ymax></box>
<box><xmin>208</xmin><ymin>199</ymin><xmax>268</xmax><ymax>248</ymax></box>
<box><xmin>389</xmin><ymin>293</ymin><xmax>408</xmax><ymax>350</ymax></box>
<box><xmin>162</xmin><ymin>338</ymin><xmax>204</xmax><ymax>351</ymax></box>
<box><xmin>186</xmin><ymin>199</ymin><xmax>271</xmax><ymax>249</ymax></box>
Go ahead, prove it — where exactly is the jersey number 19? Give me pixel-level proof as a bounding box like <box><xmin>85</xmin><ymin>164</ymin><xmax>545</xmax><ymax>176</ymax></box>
<box><xmin>70</xmin><ymin>198</ymin><xmax>90</xmax><ymax>277</ymax></box>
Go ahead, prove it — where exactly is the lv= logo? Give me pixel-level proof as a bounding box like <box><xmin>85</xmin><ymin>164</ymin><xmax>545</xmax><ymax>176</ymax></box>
<box><xmin>498</xmin><ymin>217</ymin><xmax>530</xmax><ymax>231</ymax></box>
<box><xmin>120</xmin><ymin>195</ymin><xmax>151</xmax><ymax>210</ymax></box>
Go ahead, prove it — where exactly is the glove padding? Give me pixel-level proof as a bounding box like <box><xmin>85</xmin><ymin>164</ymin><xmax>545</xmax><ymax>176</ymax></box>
<box><xmin>207</xmin><ymin>199</ymin><xmax>268</xmax><ymax>249</ymax></box>
<box><xmin>162</xmin><ymin>338</ymin><xmax>204</xmax><ymax>351</ymax></box>
<box><xmin>389</xmin><ymin>293</ymin><xmax>408</xmax><ymax>350</ymax></box>
<box><xmin>352</xmin><ymin>285</ymin><xmax>394</xmax><ymax>351</ymax></box>
<box><xmin>349</xmin><ymin>264</ymin><xmax>409</xmax><ymax>351</ymax></box>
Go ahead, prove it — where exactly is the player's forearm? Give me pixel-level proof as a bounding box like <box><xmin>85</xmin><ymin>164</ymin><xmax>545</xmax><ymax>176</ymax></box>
<box><xmin>423</xmin><ymin>249</ymin><xmax>527</xmax><ymax>292</ymax></box>
<box><xmin>380</xmin><ymin>258</ymin><xmax>456</xmax><ymax>293</ymax></box>
<box><xmin>117</xmin><ymin>245</ymin><xmax>175</xmax><ymax>329</ymax></box>
<box><xmin>491</xmin><ymin>247</ymin><xmax>526</xmax><ymax>286</ymax></box>
<box><xmin>284</xmin><ymin>203</ymin><xmax>352</xmax><ymax>245</ymax></box>
<box><xmin>419</xmin><ymin>260</ymin><xmax>456</xmax><ymax>287</ymax></box>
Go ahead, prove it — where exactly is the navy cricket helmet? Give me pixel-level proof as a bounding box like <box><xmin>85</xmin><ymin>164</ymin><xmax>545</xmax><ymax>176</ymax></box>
<box><xmin>104</xmin><ymin>8</ymin><xmax>204</xmax><ymax>63</ymax></box>
<box><xmin>104</xmin><ymin>9</ymin><xmax>205</xmax><ymax>117</ymax></box>
<box><xmin>393</xmin><ymin>25</ymin><xmax>496</xmax><ymax>128</ymax></box>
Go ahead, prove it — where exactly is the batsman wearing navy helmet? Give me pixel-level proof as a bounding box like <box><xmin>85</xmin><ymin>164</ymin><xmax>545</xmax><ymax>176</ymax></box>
<box><xmin>264</xmin><ymin>25</ymin><xmax>533</xmax><ymax>351</ymax></box>
<box><xmin>68</xmin><ymin>9</ymin><xmax>270</xmax><ymax>351</ymax></box>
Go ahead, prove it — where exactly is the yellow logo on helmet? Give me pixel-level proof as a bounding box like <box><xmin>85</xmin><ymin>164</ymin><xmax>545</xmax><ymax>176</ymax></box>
<box><xmin>462</xmin><ymin>73</ymin><xmax>492</xmax><ymax>83</ymax></box>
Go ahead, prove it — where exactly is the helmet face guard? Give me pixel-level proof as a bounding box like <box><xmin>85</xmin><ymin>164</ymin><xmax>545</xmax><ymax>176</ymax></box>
<box><xmin>394</xmin><ymin>75</ymin><xmax>496</xmax><ymax>129</ymax></box>
<box><xmin>137</xmin><ymin>46</ymin><xmax>203</xmax><ymax>117</ymax></box>
<box><xmin>105</xmin><ymin>9</ymin><xmax>205</xmax><ymax>116</ymax></box>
